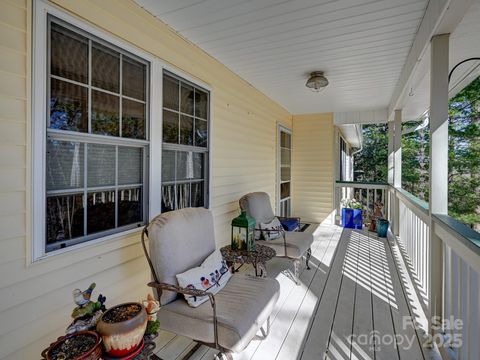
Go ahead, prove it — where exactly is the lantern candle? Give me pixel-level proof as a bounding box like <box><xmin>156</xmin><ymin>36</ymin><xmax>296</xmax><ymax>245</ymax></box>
<box><xmin>231</xmin><ymin>211</ymin><xmax>256</xmax><ymax>251</ymax></box>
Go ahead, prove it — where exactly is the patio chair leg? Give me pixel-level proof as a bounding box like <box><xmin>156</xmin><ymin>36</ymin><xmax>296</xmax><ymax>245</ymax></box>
<box><xmin>256</xmin><ymin>316</ymin><xmax>271</xmax><ymax>339</ymax></box>
<box><xmin>215</xmin><ymin>351</ymin><xmax>233</xmax><ymax>360</ymax></box>
<box><xmin>179</xmin><ymin>342</ymin><xmax>202</xmax><ymax>360</ymax></box>
<box><xmin>306</xmin><ymin>247</ymin><xmax>312</xmax><ymax>270</ymax></box>
<box><xmin>293</xmin><ymin>258</ymin><xmax>301</xmax><ymax>285</ymax></box>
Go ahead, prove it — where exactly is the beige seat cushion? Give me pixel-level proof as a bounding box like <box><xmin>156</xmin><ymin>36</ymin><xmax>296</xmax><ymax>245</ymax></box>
<box><xmin>158</xmin><ymin>274</ymin><xmax>280</xmax><ymax>353</ymax></box>
<box><xmin>258</xmin><ymin>231</ymin><xmax>313</xmax><ymax>258</ymax></box>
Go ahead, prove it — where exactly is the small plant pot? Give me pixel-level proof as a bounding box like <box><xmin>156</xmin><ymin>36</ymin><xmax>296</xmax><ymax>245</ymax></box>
<box><xmin>96</xmin><ymin>302</ymin><xmax>148</xmax><ymax>357</ymax></box>
<box><xmin>41</xmin><ymin>330</ymin><xmax>102</xmax><ymax>360</ymax></box>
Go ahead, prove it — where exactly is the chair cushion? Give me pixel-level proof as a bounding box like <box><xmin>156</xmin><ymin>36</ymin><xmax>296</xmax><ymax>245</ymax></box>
<box><xmin>257</xmin><ymin>231</ymin><xmax>313</xmax><ymax>258</ymax></box>
<box><xmin>239</xmin><ymin>192</ymin><xmax>276</xmax><ymax>226</ymax></box>
<box><xmin>147</xmin><ymin>208</ymin><xmax>216</xmax><ymax>305</ymax></box>
<box><xmin>176</xmin><ymin>249</ymin><xmax>232</xmax><ymax>307</ymax></box>
<box><xmin>158</xmin><ymin>274</ymin><xmax>280</xmax><ymax>353</ymax></box>
<box><xmin>260</xmin><ymin>217</ymin><xmax>283</xmax><ymax>240</ymax></box>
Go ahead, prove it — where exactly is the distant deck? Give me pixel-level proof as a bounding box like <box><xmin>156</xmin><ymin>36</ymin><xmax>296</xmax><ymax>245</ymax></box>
<box><xmin>152</xmin><ymin>225</ymin><xmax>435</xmax><ymax>360</ymax></box>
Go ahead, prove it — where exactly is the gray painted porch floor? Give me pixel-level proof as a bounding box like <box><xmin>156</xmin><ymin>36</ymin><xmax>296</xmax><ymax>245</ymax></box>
<box><xmin>152</xmin><ymin>224</ymin><xmax>437</xmax><ymax>360</ymax></box>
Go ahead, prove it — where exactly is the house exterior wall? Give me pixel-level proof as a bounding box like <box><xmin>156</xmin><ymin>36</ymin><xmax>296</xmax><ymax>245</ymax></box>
<box><xmin>0</xmin><ymin>0</ymin><xmax>291</xmax><ymax>358</ymax></box>
<box><xmin>292</xmin><ymin>113</ymin><xmax>335</xmax><ymax>224</ymax></box>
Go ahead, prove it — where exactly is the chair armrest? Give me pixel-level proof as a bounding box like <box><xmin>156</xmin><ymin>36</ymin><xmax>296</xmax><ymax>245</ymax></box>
<box><xmin>147</xmin><ymin>281</ymin><xmax>214</xmax><ymax>301</ymax></box>
<box><xmin>255</xmin><ymin>227</ymin><xmax>288</xmax><ymax>257</ymax></box>
<box><xmin>277</xmin><ymin>216</ymin><xmax>301</xmax><ymax>223</ymax></box>
<box><xmin>255</xmin><ymin>227</ymin><xmax>285</xmax><ymax>234</ymax></box>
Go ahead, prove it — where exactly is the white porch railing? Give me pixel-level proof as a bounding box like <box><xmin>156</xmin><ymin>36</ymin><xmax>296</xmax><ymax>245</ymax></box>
<box><xmin>392</xmin><ymin>189</ymin><xmax>480</xmax><ymax>359</ymax></box>
<box><xmin>433</xmin><ymin>215</ymin><xmax>480</xmax><ymax>360</ymax></box>
<box><xmin>396</xmin><ymin>189</ymin><xmax>430</xmax><ymax>307</ymax></box>
<box><xmin>335</xmin><ymin>181</ymin><xmax>389</xmax><ymax>225</ymax></box>
<box><xmin>336</xmin><ymin>181</ymin><xmax>480</xmax><ymax>359</ymax></box>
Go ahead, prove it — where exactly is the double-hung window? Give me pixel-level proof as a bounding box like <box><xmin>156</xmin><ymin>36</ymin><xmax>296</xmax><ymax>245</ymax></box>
<box><xmin>161</xmin><ymin>72</ymin><xmax>210</xmax><ymax>212</ymax></box>
<box><xmin>43</xmin><ymin>16</ymin><xmax>149</xmax><ymax>253</ymax></box>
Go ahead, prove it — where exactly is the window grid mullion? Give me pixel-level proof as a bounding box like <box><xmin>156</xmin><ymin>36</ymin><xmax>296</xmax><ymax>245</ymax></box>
<box><xmin>163</xmin><ymin>106</ymin><xmax>207</xmax><ymax>121</ymax></box>
<box><xmin>193</xmin><ymin>85</ymin><xmax>196</xmax><ymax>147</ymax></box>
<box><xmin>178</xmin><ymin>80</ymin><xmax>181</xmax><ymax>145</ymax></box>
<box><xmin>49</xmin><ymin>74</ymin><xmax>145</xmax><ymax>105</ymax></box>
<box><xmin>119</xmin><ymin>53</ymin><xmax>123</xmax><ymax>138</ymax></box>
<box><xmin>88</xmin><ymin>39</ymin><xmax>92</xmax><ymax>134</ymax></box>
<box><xmin>47</xmin><ymin>19</ymin><xmax>52</xmax><ymax>128</ymax></box>
<box><xmin>115</xmin><ymin>145</ymin><xmax>119</xmax><ymax>228</ymax></box>
<box><xmin>83</xmin><ymin>143</ymin><xmax>88</xmax><ymax>236</ymax></box>
<box><xmin>174</xmin><ymin>150</ymin><xmax>178</xmax><ymax>210</ymax></box>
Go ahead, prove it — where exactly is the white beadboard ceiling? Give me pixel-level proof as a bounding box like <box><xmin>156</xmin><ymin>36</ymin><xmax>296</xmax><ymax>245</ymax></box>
<box><xmin>135</xmin><ymin>0</ymin><xmax>429</xmax><ymax>114</ymax></box>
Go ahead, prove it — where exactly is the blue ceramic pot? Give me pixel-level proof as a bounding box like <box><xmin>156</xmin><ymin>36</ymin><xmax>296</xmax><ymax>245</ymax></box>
<box><xmin>342</xmin><ymin>208</ymin><xmax>363</xmax><ymax>229</ymax></box>
<box><xmin>377</xmin><ymin>218</ymin><xmax>389</xmax><ymax>238</ymax></box>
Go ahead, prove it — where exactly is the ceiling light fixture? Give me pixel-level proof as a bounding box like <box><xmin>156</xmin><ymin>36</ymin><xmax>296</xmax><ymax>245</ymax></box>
<box><xmin>306</xmin><ymin>71</ymin><xmax>329</xmax><ymax>92</ymax></box>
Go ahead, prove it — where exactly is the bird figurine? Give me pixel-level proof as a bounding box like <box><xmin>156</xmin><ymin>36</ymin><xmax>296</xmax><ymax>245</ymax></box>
<box><xmin>142</xmin><ymin>293</ymin><xmax>160</xmax><ymax>322</ymax></box>
<box><xmin>200</xmin><ymin>276</ymin><xmax>210</xmax><ymax>289</ymax></box>
<box><xmin>72</xmin><ymin>283</ymin><xmax>96</xmax><ymax>307</ymax></box>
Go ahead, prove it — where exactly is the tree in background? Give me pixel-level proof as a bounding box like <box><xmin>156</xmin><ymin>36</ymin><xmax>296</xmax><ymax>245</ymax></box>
<box><xmin>353</xmin><ymin>74</ymin><xmax>479</xmax><ymax>230</ymax></box>
<box><xmin>448</xmin><ymin>76</ymin><xmax>480</xmax><ymax>229</ymax></box>
<box><xmin>353</xmin><ymin>123</ymin><xmax>388</xmax><ymax>182</ymax></box>
<box><xmin>402</xmin><ymin>120</ymin><xmax>429</xmax><ymax>201</ymax></box>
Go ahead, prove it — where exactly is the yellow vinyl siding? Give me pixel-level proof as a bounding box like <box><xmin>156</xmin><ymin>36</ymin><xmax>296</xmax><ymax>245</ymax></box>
<box><xmin>0</xmin><ymin>0</ymin><xmax>291</xmax><ymax>358</ymax></box>
<box><xmin>292</xmin><ymin>113</ymin><xmax>335</xmax><ymax>224</ymax></box>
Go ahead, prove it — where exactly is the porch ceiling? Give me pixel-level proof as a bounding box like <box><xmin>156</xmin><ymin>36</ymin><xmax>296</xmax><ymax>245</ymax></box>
<box><xmin>134</xmin><ymin>0</ymin><xmax>429</xmax><ymax>114</ymax></box>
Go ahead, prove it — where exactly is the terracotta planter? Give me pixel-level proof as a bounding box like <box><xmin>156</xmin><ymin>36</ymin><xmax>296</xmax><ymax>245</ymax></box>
<box><xmin>41</xmin><ymin>330</ymin><xmax>102</xmax><ymax>360</ymax></box>
<box><xmin>96</xmin><ymin>302</ymin><xmax>148</xmax><ymax>357</ymax></box>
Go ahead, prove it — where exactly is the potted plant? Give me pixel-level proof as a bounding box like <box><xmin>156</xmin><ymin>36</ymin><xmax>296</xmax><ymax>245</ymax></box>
<box><xmin>41</xmin><ymin>331</ymin><xmax>102</xmax><ymax>360</ymax></box>
<box><xmin>341</xmin><ymin>198</ymin><xmax>363</xmax><ymax>229</ymax></box>
<box><xmin>96</xmin><ymin>302</ymin><xmax>148</xmax><ymax>357</ymax></box>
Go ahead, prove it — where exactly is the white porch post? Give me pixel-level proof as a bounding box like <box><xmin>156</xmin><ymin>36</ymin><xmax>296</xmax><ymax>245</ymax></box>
<box><xmin>388</xmin><ymin>120</ymin><xmax>395</xmax><ymax>186</ymax></box>
<box><xmin>393</xmin><ymin>110</ymin><xmax>402</xmax><ymax>189</ymax></box>
<box><xmin>428</xmin><ymin>34</ymin><xmax>449</xmax><ymax>334</ymax></box>
<box><xmin>387</xmin><ymin>119</ymin><xmax>395</xmax><ymax>225</ymax></box>
<box><xmin>391</xmin><ymin>110</ymin><xmax>402</xmax><ymax>235</ymax></box>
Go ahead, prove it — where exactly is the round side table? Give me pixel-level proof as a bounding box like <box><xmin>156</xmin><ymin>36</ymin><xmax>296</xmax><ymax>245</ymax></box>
<box><xmin>220</xmin><ymin>244</ymin><xmax>276</xmax><ymax>277</ymax></box>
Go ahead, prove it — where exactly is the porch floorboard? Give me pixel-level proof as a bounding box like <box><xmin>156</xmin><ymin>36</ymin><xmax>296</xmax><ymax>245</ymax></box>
<box><xmin>154</xmin><ymin>225</ymin><xmax>433</xmax><ymax>360</ymax></box>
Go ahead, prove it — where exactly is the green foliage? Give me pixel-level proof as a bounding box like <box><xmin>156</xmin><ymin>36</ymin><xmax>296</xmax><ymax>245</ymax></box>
<box><xmin>353</xmin><ymin>124</ymin><xmax>388</xmax><ymax>182</ymax></box>
<box><xmin>145</xmin><ymin>320</ymin><xmax>160</xmax><ymax>335</ymax></box>
<box><xmin>353</xmin><ymin>75</ymin><xmax>479</xmax><ymax>230</ymax></box>
<box><xmin>401</xmin><ymin>120</ymin><xmax>430</xmax><ymax>201</ymax></box>
<box><xmin>341</xmin><ymin>198</ymin><xmax>363</xmax><ymax>209</ymax></box>
<box><xmin>448</xmin><ymin>75</ymin><xmax>480</xmax><ymax>229</ymax></box>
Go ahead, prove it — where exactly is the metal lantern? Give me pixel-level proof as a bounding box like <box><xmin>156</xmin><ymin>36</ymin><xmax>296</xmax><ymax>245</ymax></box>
<box><xmin>231</xmin><ymin>211</ymin><xmax>256</xmax><ymax>251</ymax></box>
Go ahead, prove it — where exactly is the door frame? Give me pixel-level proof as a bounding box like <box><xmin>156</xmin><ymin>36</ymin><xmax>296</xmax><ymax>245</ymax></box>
<box><xmin>277</xmin><ymin>124</ymin><xmax>292</xmax><ymax>216</ymax></box>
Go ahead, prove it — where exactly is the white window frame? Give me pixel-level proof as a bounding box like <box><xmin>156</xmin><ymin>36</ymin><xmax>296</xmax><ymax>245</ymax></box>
<box><xmin>32</xmin><ymin>1</ymin><xmax>161</xmax><ymax>261</ymax></box>
<box><xmin>159</xmin><ymin>62</ymin><xmax>213</xmax><ymax>212</ymax></box>
<box><xmin>160</xmin><ymin>69</ymin><xmax>211</xmax><ymax>212</ymax></box>
<box><xmin>277</xmin><ymin>124</ymin><xmax>292</xmax><ymax>216</ymax></box>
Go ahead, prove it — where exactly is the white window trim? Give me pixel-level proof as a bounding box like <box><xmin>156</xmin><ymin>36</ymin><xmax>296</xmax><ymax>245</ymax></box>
<box><xmin>31</xmin><ymin>1</ymin><xmax>161</xmax><ymax>261</ymax></box>
<box><xmin>160</xmin><ymin>69</ymin><xmax>212</xmax><ymax>211</ymax></box>
<box><xmin>277</xmin><ymin>124</ymin><xmax>292</xmax><ymax>216</ymax></box>
<box><xmin>159</xmin><ymin>63</ymin><xmax>213</xmax><ymax>211</ymax></box>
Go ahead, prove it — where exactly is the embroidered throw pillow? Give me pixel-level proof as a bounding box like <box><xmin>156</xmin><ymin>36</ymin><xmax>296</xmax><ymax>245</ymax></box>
<box><xmin>260</xmin><ymin>217</ymin><xmax>283</xmax><ymax>240</ymax></box>
<box><xmin>176</xmin><ymin>249</ymin><xmax>232</xmax><ymax>307</ymax></box>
